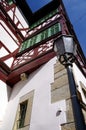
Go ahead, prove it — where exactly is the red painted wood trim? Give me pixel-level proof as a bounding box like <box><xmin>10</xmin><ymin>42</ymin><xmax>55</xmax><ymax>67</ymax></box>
<box><xmin>6</xmin><ymin>51</ymin><xmax>55</xmax><ymax>86</ymax></box>
<box><xmin>0</xmin><ymin>71</ymin><xmax>8</xmax><ymax>82</ymax></box>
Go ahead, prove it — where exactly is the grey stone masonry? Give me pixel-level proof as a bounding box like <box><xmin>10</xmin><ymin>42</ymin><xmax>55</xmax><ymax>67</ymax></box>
<box><xmin>51</xmin><ymin>61</ymin><xmax>76</xmax><ymax>130</ymax></box>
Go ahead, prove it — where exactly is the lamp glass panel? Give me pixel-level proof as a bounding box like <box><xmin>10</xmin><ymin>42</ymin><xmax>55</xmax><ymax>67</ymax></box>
<box><xmin>63</xmin><ymin>36</ymin><xmax>74</xmax><ymax>54</ymax></box>
<box><xmin>54</xmin><ymin>38</ymin><xmax>65</xmax><ymax>55</ymax></box>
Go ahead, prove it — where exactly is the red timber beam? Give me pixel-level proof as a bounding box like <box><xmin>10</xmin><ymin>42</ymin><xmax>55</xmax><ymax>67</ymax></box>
<box><xmin>0</xmin><ymin>0</ymin><xmax>29</xmax><ymax>38</ymax></box>
<box><xmin>0</xmin><ymin>59</ymin><xmax>10</xmax><ymax>82</ymax></box>
<box><xmin>0</xmin><ymin>3</ymin><xmax>25</xmax><ymax>42</ymax></box>
<box><xmin>0</xmin><ymin>40</ymin><xmax>19</xmax><ymax>62</ymax></box>
<box><xmin>6</xmin><ymin>39</ymin><xmax>55</xmax><ymax>86</ymax></box>
<box><xmin>6</xmin><ymin>50</ymin><xmax>55</xmax><ymax>86</ymax></box>
<box><xmin>0</xmin><ymin>71</ymin><xmax>8</xmax><ymax>82</ymax></box>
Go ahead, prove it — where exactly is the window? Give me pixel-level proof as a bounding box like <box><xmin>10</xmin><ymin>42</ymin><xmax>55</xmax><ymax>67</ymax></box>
<box><xmin>13</xmin><ymin>90</ymin><xmax>34</xmax><ymax>130</ymax></box>
<box><xmin>18</xmin><ymin>101</ymin><xmax>28</xmax><ymax>128</ymax></box>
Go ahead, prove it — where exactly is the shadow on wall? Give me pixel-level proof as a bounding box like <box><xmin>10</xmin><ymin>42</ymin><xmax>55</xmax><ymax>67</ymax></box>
<box><xmin>9</xmin><ymin>64</ymin><xmax>46</xmax><ymax>100</ymax></box>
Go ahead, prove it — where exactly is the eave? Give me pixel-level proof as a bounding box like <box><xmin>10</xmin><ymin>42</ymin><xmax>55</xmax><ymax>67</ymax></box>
<box><xmin>6</xmin><ymin>50</ymin><xmax>55</xmax><ymax>87</ymax></box>
<box><xmin>15</xmin><ymin>0</ymin><xmax>60</xmax><ymax>25</ymax></box>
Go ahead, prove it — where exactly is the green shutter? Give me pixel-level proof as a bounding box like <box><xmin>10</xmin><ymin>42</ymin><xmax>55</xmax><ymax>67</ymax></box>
<box><xmin>8</xmin><ymin>0</ymin><xmax>13</xmax><ymax>5</ymax></box>
<box><xmin>19</xmin><ymin>23</ymin><xmax>61</xmax><ymax>52</ymax></box>
<box><xmin>30</xmin><ymin>9</ymin><xmax>58</xmax><ymax>29</ymax></box>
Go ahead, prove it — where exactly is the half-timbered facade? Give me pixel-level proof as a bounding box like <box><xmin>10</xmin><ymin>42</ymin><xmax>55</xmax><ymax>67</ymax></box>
<box><xmin>0</xmin><ymin>0</ymin><xmax>86</xmax><ymax>130</ymax></box>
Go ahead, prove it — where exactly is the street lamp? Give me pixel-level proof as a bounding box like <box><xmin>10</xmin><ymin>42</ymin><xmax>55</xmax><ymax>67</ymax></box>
<box><xmin>54</xmin><ymin>35</ymin><xmax>76</xmax><ymax>66</ymax></box>
<box><xmin>54</xmin><ymin>35</ymin><xmax>86</xmax><ymax>130</ymax></box>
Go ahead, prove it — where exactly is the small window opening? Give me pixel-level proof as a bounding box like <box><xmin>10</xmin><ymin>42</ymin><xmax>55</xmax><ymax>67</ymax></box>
<box><xmin>18</xmin><ymin>101</ymin><xmax>28</xmax><ymax>128</ymax></box>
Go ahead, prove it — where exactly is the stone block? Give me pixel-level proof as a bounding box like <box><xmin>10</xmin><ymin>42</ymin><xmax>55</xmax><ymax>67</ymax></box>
<box><xmin>51</xmin><ymin>74</ymin><xmax>68</xmax><ymax>91</ymax></box>
<box><xmin>51</xmin><ymin>84</ymin><xmax>70</xmax><ymax>103</ymax></box>
<box><xmin>18</xmin><ymin>125</ymin><xmax>30</xmax><ymax>130</ymax></box>
<box><xmin>54</xmin><ymin>68</ymin><xmax>67</xmax><ymax>80</ymax></box>
<box><xmin>54</xmin><ymin>63</ymin><xmax>65</xmax><ymax>74</ymax></box>
<box><xmin>66</xmin><ymin>99</ymin><xmax>74</xmax><ymax>122</ymax></box>
<box><xmin>61</xmin><ymin>122</ymin><xmax>75</xmax><ymax>130</ymax></box>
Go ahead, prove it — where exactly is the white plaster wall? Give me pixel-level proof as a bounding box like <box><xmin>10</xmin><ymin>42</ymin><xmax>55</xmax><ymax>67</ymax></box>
<box><xmin>1</xmin><ymin>57</ymin><xmax>67</xmax><ymax>130</ymax></box>
<box><xmin>73</xmin><ymin>63</ymin><xmax>86</xmax><ymax>104</ymax></box>
<box><xmin>0</xmin><ymin>81</ymin><xmax>11</xmax><ymax>128</ymax></box>
<box><xmin>73</xmin><ymin>63</ymin><xmax>86</xmax><ymax>88</ymax></box>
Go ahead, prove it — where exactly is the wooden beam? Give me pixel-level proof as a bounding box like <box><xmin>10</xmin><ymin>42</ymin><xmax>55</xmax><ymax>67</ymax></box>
<box><xmin>0</xmin><ymin>60</ymin><xmax>10</xmax><ymax>74</ymax></box>
<box><xmin>6</xmin><ymin>51</ymin><xmax>55</xmax><ymax>86</ymax></box>
<box><xmin>0</xmin><ymin>71</ymin><xmax>8</xmax><ymax>82</ymax></box>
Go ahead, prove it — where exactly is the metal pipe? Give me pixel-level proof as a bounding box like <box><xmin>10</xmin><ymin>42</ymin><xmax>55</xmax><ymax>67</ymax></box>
<box><xmin>67</xmin><ymin>65</ymin><xmax>86</xmax><ymax>130</ymax></box>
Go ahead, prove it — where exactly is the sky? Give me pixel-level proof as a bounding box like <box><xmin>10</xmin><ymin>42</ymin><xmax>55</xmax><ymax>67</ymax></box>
<box><xmin>26</xmin><ymin>0</ymin><xmax>86</xmax><ymax>56</ymax></box>
<box><xmin>26</xmin><ymin>0</ymin><xmax>52</xmax><ymax>12</ymax></box>
<box><xmin>63</xmin><ymin>0</ymin><xmax>86</xmax><ymax>56</ymax></box>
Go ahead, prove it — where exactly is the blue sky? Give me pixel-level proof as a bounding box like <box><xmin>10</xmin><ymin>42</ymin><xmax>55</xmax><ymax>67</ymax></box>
<box><xmin>63</xmin><ymin>0</ymin><xmax>86</xmax><ymax>56</ymax></box>
<box><xmin>26</xmin><ymin>0</ymin><xmax>52</xmax><ymax>12</ymax></box>
<box><xmin>26</xmin><ymin>0</ymin><xmax>86</xmax><ymax>56</ymax></box>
